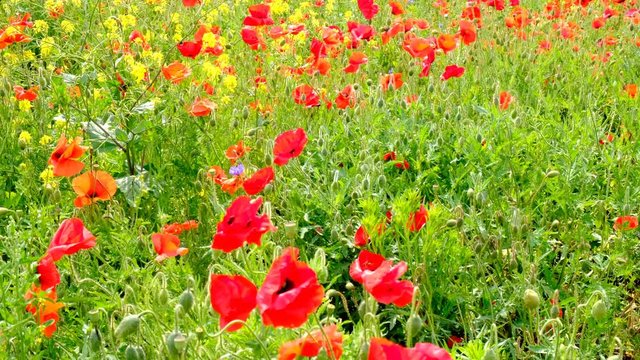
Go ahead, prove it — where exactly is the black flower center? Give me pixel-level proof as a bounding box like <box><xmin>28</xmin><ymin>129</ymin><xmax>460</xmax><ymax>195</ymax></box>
<box><xmin>276</xmin><ymin>278</ymin><xmax>295</xmax><ymax>294</ymax></box>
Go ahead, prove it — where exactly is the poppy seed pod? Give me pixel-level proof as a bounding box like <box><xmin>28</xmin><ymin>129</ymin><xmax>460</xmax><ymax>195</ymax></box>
<box><xmin>346</xmin><ymin>282</ymin><xmax>356</xmax><ymax>291</ymax></box>
<box><xmin>88</xmin><ymin>309</ymin><xmax>101</xmax><ymax>324</ymax></box>
<box><xmin>179</xmin><ymin>289</ymin><xmax>194</xmax><ymax>313</ymax></box>
<box><xmin>166</xmin><ymin>331</ymin><xmax>187</xmax><ymax>357</ymax></box>
<box><xmin>523</xmin><ymin>289</ymin><xmax>540</xmax><ymax>310</ymax></box>
<box><xmin>115</xmin><ymin>314</ymin><xmax>141</xmax><ymax>339</ymax></box>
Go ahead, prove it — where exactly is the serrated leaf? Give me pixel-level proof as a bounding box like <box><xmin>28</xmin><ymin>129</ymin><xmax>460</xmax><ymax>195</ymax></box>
<box><xmin>115</xmin><ymin>175</ymin><xmax>146</xmax><ymax>207</ymax></box>
<box><xmin>84</xmin><ymin>119</ymin><xmax>118</xmax><ymax>151</ymax></box>
<box><xmin>131</xmin><ymin>101</ymin><xmax>155</xmax><ymax>114</ymax></box>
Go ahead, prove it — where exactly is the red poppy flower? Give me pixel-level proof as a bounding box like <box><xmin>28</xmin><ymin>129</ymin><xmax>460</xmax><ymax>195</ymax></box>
<box><xmin>411</xmin><ymin>343</ymin><xmax>453</xmax><ymax>360</ymax></box>
<box><xmin>243</xmin><ymin>4</ymin><xmax>274</xmax><ymax>26</ymax></box>
<box><xmin>368</xmin><ymin>338</ymin><xmax>411</xmax><ymax>360</ymax></box>
<box><xmin>293</xmin><ymin>85</ymin><xmax>321</xmax><ymax>108</ymax></box>
<box><xmin>188</xmin><ymin>98</ymin><xmax>216</xmax><ymax>117</ymax></box>
<box><xmin>241</xmin><ymin>27</ymin><xmax>266</xmax><ymax>50</ymax></box>
<box><xmin>151</xmin><ymin>233</ymin><xmax>188</xmax><ymax>262</ymax></box>
<box><xmin>348</xmin><ymin>22</ymin><xmax>375</xmax><ymax>46</ymax></box>
<box><xmin>335</xmin><ymin>85</ymin><xmax>357</xmax><ymax>109</ymax></box>
<box><xmin>177</xmin><ymin>41</ymin><xmax>202</xmax><ymax>58</ymax></box>
<box><xmin>441</xmin><ymin>65</ymin><xmax>465</xmax><ymax>81</ymax></box>
<box><xmin>322</xmin><ymin>26</ymin><xmax>343</xmax><ymax>46</ymax></box>
<box><xmin>354</xmin><ymin>225</ymin><xmax>370</xmax><ymax>247</ymax></box>
<box><xmin>446</xmin><ymin>335</ymin><xmax>463</xmax><ymax>348</ymax></box>
<box><xmin>212</xmin><ymin>196</ymin><xmax>275</xmax><ymax>253</ymax></box>
<box><xmin>407</xmin><ymin>204</ymin><xmax>428</xmax><ymax>231</ymax></box>
<box><xmin>257</xmin><ymin>247</ymin><xmax>324</xmax><ymax>328</ymax></box>
<box><xmin>14</xmin><ymin>85</ymin><xmax>38</xmax><ymax>101</ymax></box>
<box><xmin>403</xmin><ymin>34</ymin><xmax>436</xmax><ymax>59</ymax></box>
<box><xmin>207</xmin><ymin>166</ymin><xmax>245</xmax><ymax>194</ymax></box>
<box><xmin>162</xmin><ymin>220</ymin><xmax>199</xmax><ymax>235</ymax></box>
<box><xmin>25</xmin><ymin>285</ymin><xmax>64</xmax><ymax>338</ymax></box>
<box><xmin>499</xmin><ymin>91</ymin><xmax>513</xmax><ymax>110</ymax></box>
<box><xmin>343</xmin><ymin>52</ymin><xmax>368</xmax><ymax>73</ymax></box>
<box><xmin>279</xmin><ymin>325</ymin><xmax>343</xmax><ymax>360</ymax></box>
<box><xmin>243</xmin><ymin>167</ymin><xmax>275</xmax><ymax>195</ymax></box>
<box><xmin>37</xmin><ymin>254</ymin><xmax>60</xmax><ymax>291</ymax></box>
<box><xmin>48</xmin><ymin>134</ymin><xmax>86</xmax><ymax>177</ymax></box>
<box><xmin>390</xmin><ymin>1</ymin><xmax>405</xmax><ymax>15</ymax></box>
<box><xmin>625</xmin><ymin>84</ymin><xmax>637</xmax><ymax>99</ymax></box>
<box><xmin>458</xmin><ymin>20</ymin><xmax>477</xmax><ymax>45</ymax></box>
<box><xmin>162</xmin><ymin>61</ymin><xmax>191</xmax><ymax>84</ymax></box>
<box><xmin>613</xmin><ymin>215</ymin><xmax>638</xmax><ymax>231</ymax></box>
<box><xmin>273</xmin><ymin>128</ymin><xmax>308</xmax><ymax>166</ymax></box>
<box><xmin>71</xmin><ymin>170</ymin><xmax>118</xmax><ymax>207</ymax></box>
<box><xmin>395</xmin><ymin>159</ymin><xmax>410</xmax><ymax>170</ymax></box>
<box><xmin>381</xmin><ymin>73</ymin><xmax>403</xmax><ymax>91</ymax></box>
<box><xmin>383</xmin><ymin>152</ymin><xmax>397</xmax><ymax>161</ymax></box>
<box><xmin>357</xmin><ymin>0</ymin><xmax>380</xmax><ymax>20</ymax></box>
<box><xmin>225</xmin><ymin>141</ymin><xmax>250</xmax><ymax>164</ymax></box>
<box><xmin>362</xmin><ymin>260</ymin><xmax>414</xmax><ymax>307</ymax></box>
<box><xmin>47</xmin><ymin>218</ymin><xmax>96</xmax><ymax>261</ymax></box>
<box><xmin>182</xmin><ymin>0</ymin><xmax>201</xmax><ymax>7</ymax></box>
<box><xmin>209</xmin><ymin>274</ymin><xmax>257</xmax><ymax>332</ymax></box>
<box><xmin>349</xmin><ymin>250</ymin><xmax>385</xmax><ymax>284</ymax></box>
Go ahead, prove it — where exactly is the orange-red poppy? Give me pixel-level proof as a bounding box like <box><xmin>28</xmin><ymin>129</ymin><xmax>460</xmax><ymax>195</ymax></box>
<box><xmin>437</xmin><ymin>34</ymin><xmax>457</xmax><ymax>53</ymax></box>
<box><xmin>48</xmin><ymin>135</ymin><xmax>86</xmax><ymax>177</ymax></box>
<box><xmin>335</xmin><ymin>84</ymin><xmax>357</xmax><ymax>109</ymax></box>
<box><xmin>380</xmin><ymin>73</ymin><xmax>403</xmax><ymax>91</ymax></box>
<box><xmin>278</xmin><ymin>325</ymin><xmax>343</xmax><ymax>360</ymax></box>
<box><xmin>162</xmin><ymin>61</ymin><xmax>191</xmax><ymax>84</ymax></box>
<box><xmin>151</xmin><ymin>232</ymin><xmax>189</xmax><ymax>262</ymax></box>
<box><xmin>25</xmin><ymin>285</ymin><xmax>64</xmax><ymax>338</ymax></box>
<box><xmin>225</xmin><ymin>141</ymin><xmax>250</xmax><ymax>164</ymax></box>
<box><xmin>499</xmin><ymin>91</ymin><xmax>513</xmax><ymax>110</ymax></box>
<box><xmin>71</xmin><ymin>170</ymin><xmax>118</xmax><ymax>207</ymax></box>
<box><xmin>188</xmin><ymin>98</ymin><xmax>216</xmax><ymax>117</ymax></box>
<box><xmin>14</xmin><ymin>85</ymin><xmax>38</xmax><ymax>101</ymax></box>
<box><xmin>625</xmin><ymin>84</ymin><xmax>637</xmax><ymax>99</ymax></box>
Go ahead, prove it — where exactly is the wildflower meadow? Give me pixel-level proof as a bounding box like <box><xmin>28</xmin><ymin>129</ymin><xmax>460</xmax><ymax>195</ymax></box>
<box><xmin>0</xmin><ymin>0</ymin><xmax>639</xmax><ymax>359</ymax></box>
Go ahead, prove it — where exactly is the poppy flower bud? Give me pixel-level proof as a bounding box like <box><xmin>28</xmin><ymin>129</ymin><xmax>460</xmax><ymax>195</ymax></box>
<box><xmin>123</xmin><ymin>285</ymin><xmax>136</xmax><ymax>304</ymax></box>
<box><xmin>550</xmin><ymin>305</ymin><xmax>560</xmax><ymax>319</ymax></box>
<box><xmin>376</xmin><ymin>174</ymin><xmax>386</xmax><ymax>187</ymax></box>
<box><xmin>362</xmin><ymin>177</ymin><xmax>370</xmax><ymax>189</ymax></box>
<box><xmin>179</xmin><ymin>289</ymin><xmax>194</xmax><ymax>313</ymax></box>
<box><xmin>446</xmin><ymin>219</ymin><xmax>458</xmax><ymax>227</ymax></box>
<box><xmin>231</xmin><ymin>119</ymin><xmax>239</xmax><ymax>128</ymax></box>
<box><xmin>591</xmin><ymin>300</ymin><xmax>607</xmax><ymax>321</ymax></box>
<box><xmin>264</xmin><ymin>153</ymin><xmax>273</xmax><ymax>165</ymax></box>
<box><xmin>376</xmin><ymin>99</ymin><xmax>385</xmax><ymax>108</ymax></box>
<box><xmin>358</xmin><ymin>301</ymin><xmax>367</xmax><ymax>318</ymax></box>
<box><xmin>195</xmin><ymin>326</ymin><xmax>206</xmax><ymax>341</ymax></box>
<box><xmin>88</xmin><ymin>328</ymin><xmax>101</xmax><ymax>352</ymax></box>
<box><xmin>124</xmin><ymin>344</ymin><xmax>145</xmax><ymax>360</ymax></box>
<box><xmin>284</xmin><ymin>221</ymin><xmax>298</xmax><ymax>239</ymax></box>
<box><xmin>247</xmin><ymin>128</ymin><xmax>258</xmax><ymax>136</ymax></box>
<box><xmin>115</xmin><ymin>314</ymin><xmax>141</xmax><ymax>339</ymax></box>
<box><xmin>0</xmin><ymin>207</ymin><xmax>12</xmax><ymax>217</ymax></box>
<box><xmin>346</xmin><ymin>281</ymin><xmax>356</xmax><ymax>291</ymax></box>
<box><xmin>467</xmin><ymin>188</ymin><xmax>475</xmax><ymax>199</ymax></box>
<box><xmin>551</xmin><ymin>220</ymin><xmax>559</xmax><ymax>229</ymax></box>
<box><xmin>242</xmin><ymin>106</ymin><xmax>249</xmax><ymax>119</ymax></box>
<box><xmin>88</xmin><ymin>309</ymin><xmax>101</xmax><ymax>324</ymax></box>
<box><xmin>158</xmin><ymin>288</ymin><xmax>169</xmax><ymax>305</ymax></box>
<box><xmin>366</xmin><ymin>79</ymin><xmax>373</xmax><ymax>86</ymax></box>
<box><xmin>483</xmin><ymin>348</ymin><xmax>498</xmax><ymax>360</ymax></box>
<box><xmin>523</xmin><ymin>289</ymin><xmax>540</xmax><ymax>310</ymax></box>
<box><xmin>545</xmin><ymin>170</ymin><xmax>560</xmax><ymax>178</ymax></box>
<box><xmin>406</xmin><ymin>314</ymin><xmax>423</xmax><ymax>335</ymax></box>
<box><xmin>345</xmin><ymin>223</ymin><xmax>353</xmax><ymax>235</ymax></box>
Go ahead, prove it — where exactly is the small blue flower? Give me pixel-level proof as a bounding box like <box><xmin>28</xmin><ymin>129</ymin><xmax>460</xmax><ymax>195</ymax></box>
<box><xmin>229</xmin><ymin>163</ymin><xmax>245</xmax><ymax>176</ymax></box>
